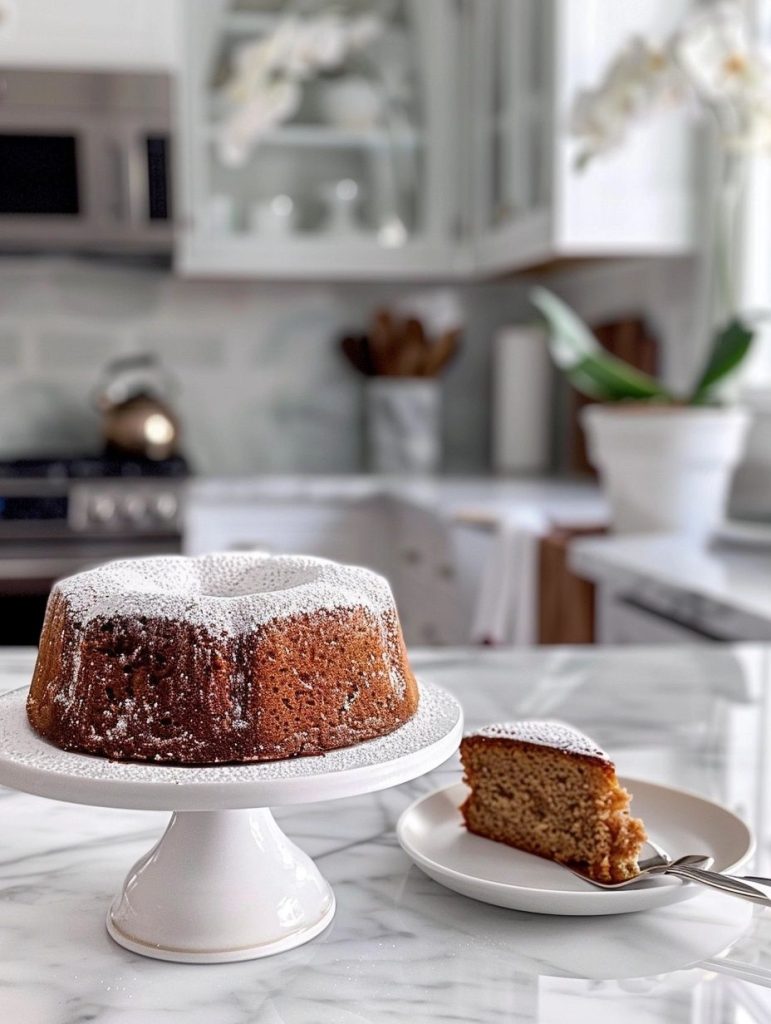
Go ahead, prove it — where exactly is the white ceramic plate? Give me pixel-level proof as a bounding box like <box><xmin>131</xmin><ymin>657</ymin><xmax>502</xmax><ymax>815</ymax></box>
<box><xmin>397</xmin><ymin>779</ymin><xmax>754</xmax><ymax>916</ymax></box>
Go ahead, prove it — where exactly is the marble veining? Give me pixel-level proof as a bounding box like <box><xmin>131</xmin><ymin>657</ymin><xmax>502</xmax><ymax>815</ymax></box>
<box><xmin>3</xmin><ymin>645</ymin><xmax>771</xmax><ymax>1022</ymax></box>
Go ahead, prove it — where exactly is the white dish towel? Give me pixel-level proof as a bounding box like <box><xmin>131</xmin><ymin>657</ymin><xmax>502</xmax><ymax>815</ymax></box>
<box><xmin>471</xmin><ymin>508</ymin><xmax>549</xmax><ymax>646</ymax></box>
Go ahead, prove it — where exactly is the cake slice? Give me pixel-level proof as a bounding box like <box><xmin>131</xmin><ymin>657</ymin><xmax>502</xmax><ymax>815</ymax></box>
<box><xmin>459</xmin><ymin>721</ymin><xmax>646</xmax><ymax>882</ymax></box>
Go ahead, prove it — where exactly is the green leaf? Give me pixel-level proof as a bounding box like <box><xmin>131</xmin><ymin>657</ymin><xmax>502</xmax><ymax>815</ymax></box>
<box><xmin>530</xmin><ymin>287</ymin><xmax>673</xmax><ymax>403</ymax></box>
<box><xmin>564</xmin><ymin>354</ymin><xmax>667</xmax><ymax>401</ymax></box>
<box><xmin>690</xmin><ymin>318</ymin><xmax>754</xmax><ymax>404</ymax></box>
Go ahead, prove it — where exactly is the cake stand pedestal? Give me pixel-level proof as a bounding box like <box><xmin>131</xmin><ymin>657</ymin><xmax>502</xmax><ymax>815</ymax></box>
<box><xmin>0</xmin><ymin>681</ymin><xmax>462</xmax><ymax>964</ymax></box>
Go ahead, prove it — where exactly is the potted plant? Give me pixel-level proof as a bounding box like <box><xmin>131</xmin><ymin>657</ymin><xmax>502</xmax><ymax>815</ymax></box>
<box><xmin>532</xmin><ymin>288</ymin><xmax>752</xmax><ymax>536</ymax></box>
<box><xmin>531</xmin><ymin>2</ymin><xmax>771</xmax><ymax>537</ymax></box>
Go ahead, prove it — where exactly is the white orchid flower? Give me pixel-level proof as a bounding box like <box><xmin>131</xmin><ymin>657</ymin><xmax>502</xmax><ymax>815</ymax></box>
<box><xmin>302</xmin><ymin>15</ymin><xmax>350</xmax><ymax>72</ymax></box>
<box><xmin>225</xmin><ymin>41</ymin><xmax>272</xmax><ymax>104</ymax></box>
<box><xmin>572</xmin><ymin>37</ymin><xmax>677</xmax><ymax>166</ymax></box>
<box><xmin>674</xmin><ymin>3</ymin><xmax>769</xmax><ymax>101</ymax></box>
<box><xmin>572</xmin><ymin>1</ymin><xmax>771</xmax><ymax>163</ymax></box>
<box><xmin>674</xmin><ymin>2</ymin><xmax>771</xmax><ymax>152</ymax></box>
<box><xmin>216</xmin><ymin>8</ymin><xmax>383</xmax><ymax>167</ymax></box>
<box><xmin>217</xmin><ymin>78</ymin><xmax>301</xmax><ymax>168</ymax></box>
<box><xmin>261</xmin><ymin>17</ymin><xmax>307</xmax><ymax>75</ymax></box>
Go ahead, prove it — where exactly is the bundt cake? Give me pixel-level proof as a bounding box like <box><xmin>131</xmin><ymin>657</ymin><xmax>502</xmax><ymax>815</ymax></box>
<box><xmin>27</xmin><ymin>552</ymin><xmax>419</xmax><ymax>765</ymax></box>
<box><xmin>459</xmin><ymin>721</ymin><xmax>647</xmax><ymax>882</ymax></box>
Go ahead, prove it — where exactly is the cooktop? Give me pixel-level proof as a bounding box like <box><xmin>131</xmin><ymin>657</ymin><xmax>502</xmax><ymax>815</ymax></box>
<box><xmin>0</xmin><ymin>455</ymin><xmax>189</xmax><ymax>479</ymax></box>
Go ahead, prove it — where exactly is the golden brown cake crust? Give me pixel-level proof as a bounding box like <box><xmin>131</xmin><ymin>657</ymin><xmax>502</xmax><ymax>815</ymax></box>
<box><xmin>460</xmin><ymin>730</ymin><xmax>615</xmax><ymax>773</ymax></box>
<box><xmin>27</xmin><ymin>554</ymin><xmax>419</xmax><ymax>765</ymax></box>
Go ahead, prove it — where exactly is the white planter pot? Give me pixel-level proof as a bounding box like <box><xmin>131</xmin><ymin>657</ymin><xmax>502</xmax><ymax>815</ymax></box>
<box><xmin>581</xmin><ymin>405</ymin><xmax>750</xmax><ymax>537</ymax></box>
<box><xmin>366</xmin><ymin>379</ymin><xmax>441</xmax><ymax>475</ymax></box>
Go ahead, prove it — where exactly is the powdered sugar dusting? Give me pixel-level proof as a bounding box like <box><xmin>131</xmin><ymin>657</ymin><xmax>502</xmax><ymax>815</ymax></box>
<box><xmin>55</xmin><ymin>552</ymin><xmax>396</xmax><ymax>634</ymax></box>
<box><xmin>471</xmin><ymin>720</ymin><xmax>609</xmax><ymax>763</ymax></box>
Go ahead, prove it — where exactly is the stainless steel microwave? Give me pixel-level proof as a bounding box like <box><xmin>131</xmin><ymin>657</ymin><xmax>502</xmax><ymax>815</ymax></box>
<box><xmin>0</xmin><ymin>69</ymin><xmax>172</xmax><ymax>252</ymax></box>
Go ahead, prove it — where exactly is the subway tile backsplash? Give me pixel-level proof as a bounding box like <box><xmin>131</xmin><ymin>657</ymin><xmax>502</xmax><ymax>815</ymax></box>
<box><xmin>0</xmin><ymin>254</ymin><xmax>697</xmax><ymax>476</ymax></box>
<box><xmin>0</xmin><ymin>256</ymin><xmax>493</xmax><ymax>474</ymax></box>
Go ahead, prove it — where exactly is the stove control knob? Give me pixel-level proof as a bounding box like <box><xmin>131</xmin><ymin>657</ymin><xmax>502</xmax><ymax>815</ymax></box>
<box><xmin>122</xmin><ymin>495</ymin><xmax>148</xmax><ymax>524</ymax></box>
<box><xmin>90</xmin><ymin>495</ymin><xmax>116</xmax><ymax>525</ymax></box>
<box><xmin>151</xmin><ymin>492</ymin><xmax>179</xmax><ymax>523</ymax></box>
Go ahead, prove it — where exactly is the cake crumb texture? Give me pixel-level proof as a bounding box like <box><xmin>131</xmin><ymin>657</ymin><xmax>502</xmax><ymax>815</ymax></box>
<box><xmin>459</xmin><ymin>720</ymin><xmax>646</xmax><ymax>882</ymax></box>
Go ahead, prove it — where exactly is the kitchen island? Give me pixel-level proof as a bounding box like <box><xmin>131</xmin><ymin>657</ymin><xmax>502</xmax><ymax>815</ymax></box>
<box><xmin>3</xmin><ymin>644</ymin><xmax>771</xmax><ymax>1022</ymax></box>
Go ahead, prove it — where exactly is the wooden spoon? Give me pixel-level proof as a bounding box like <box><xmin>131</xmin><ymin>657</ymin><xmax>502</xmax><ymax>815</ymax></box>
<box><xmin>369</xmin><ymin>309</ymin><xmax>396</xmax><ymax>375</ymax></box>
<box><xmin>422</xmin><ymin>329</ymin><xmax>461</xmax><ymax>377</ymax></box>
<box><xmin>395</xmin><ymin>317</ymin><xmax>430</xmax><ymax>377</ymax></box>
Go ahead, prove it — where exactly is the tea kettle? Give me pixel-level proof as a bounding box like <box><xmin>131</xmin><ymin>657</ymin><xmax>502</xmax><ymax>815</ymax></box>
<box><xmin>95</xmin><ymin>353</ymin><xmax>181</xmax><ymax>461</ymax></box>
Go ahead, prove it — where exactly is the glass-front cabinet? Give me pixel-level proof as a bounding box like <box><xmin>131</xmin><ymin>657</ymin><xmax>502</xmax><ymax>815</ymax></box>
<box><xmin>176</xmin><ymin>0</ymin><xmax>696</xmax><ymax>279</ymax></box>
<box><xmin>468</xmin><ymin>0</ymin><xmax>554</xmax><ymax>271</ymax></box>
<box><xmin>470</xmin><ymin>0</ymin><xmax>694</xmax><ymax>274</ymax></box>
<box><xmin>176</xmin><ymin>0</ymin><xmax>462</xmax><ymax>278</ymax></box>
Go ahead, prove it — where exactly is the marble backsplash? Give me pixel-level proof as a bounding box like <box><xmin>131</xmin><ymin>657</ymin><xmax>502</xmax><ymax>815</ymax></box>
<box><xmin>0</xmin><ymin>254</ymin><xmax>699</xmax><ymax>475</ymax></box>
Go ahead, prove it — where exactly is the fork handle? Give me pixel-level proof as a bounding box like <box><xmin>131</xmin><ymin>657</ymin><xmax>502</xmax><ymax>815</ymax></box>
<box><xmin>663</xmin><ymin>865</ymin><xmax>771</xmax><ymax>906</ymax></box>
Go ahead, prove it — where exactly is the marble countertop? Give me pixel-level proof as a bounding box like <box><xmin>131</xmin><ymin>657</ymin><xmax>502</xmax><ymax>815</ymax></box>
<box><xmin>188</xmin><ymin>475</ymin><xmax>606</xmax><ymax>525</ymax></box>
<box><xmin>5</xmin><ymin>644</ymin><xmax>771</xmax><ymax>1022</ymax></box>
<box><xmin>572</xmin><ymin>533</ymin><xmax>771</xmax><ymax>632</ymax></box>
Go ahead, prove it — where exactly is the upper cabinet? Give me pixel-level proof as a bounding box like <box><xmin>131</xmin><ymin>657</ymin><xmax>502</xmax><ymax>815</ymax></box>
<box><xmin>176</xmin><ymin>0</ymin><xmax>696</xmax><ymax>281</ymax></box>
<box><xmin>176</xmin><ymin>0</ymin><xmax>463</xmax><ymax>279</ymax></box>
<box><xmin>0</xmin><ymin>0</ymin><xmax>696</xmax><ymax>278</ymax></box>
<box><xmin>0</xmin><ymin>0</ymin><xmax>178</xmax><ymax>71</ymax></box>
<box><xmin>470</xmin><ymin>0</ymin><xmax>695</xmax><ymax>274</ymax></box>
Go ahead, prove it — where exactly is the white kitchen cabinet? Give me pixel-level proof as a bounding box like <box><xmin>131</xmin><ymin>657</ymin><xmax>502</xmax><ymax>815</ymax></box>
<box><xmin>469</xmin><ymin>0</ymin><xmax>695</xmax><ymax>274</ymax></box>
<box><xmin>175</xmin><ymin>0</ymin><xmax>697</xmax><ymax>279</ymax></box>
<box><xmin>176</xmin><ymin>0</ymin><xmax>463</xmax><ymax>280</ymax></box>
<box><xmin>0</xmin><ymin>0</ymin><xmax>178</xmax><ymax>71</ymax></box>
<box><xmin>183</xmin><ymin>487</ymin><xmax>464</xmax><ymax>647</ymax></box>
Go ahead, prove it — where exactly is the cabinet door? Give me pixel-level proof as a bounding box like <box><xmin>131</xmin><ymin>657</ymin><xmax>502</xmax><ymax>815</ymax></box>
<box><xmin>176</xmin><ymin>0</ymin><xmax>463</xmax><ymax>279</ymax></box>
<box><xmin>0</xmin><ymin>0</ymin><xmax>178</xmax><ymax>71</ymax></box>
<box><xmin>471</xmin><ymin>0</ymin><xmax>694</xmax><ymax>274</ymax></box>
<box><xmin>470</xmin><ymin>0</ymin><xmax>555</xmax><ymax>272</ymax></box>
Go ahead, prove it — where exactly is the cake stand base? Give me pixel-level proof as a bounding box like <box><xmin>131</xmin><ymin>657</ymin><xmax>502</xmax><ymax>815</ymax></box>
<box><xmin>106</xmin><ymin>809</ymin><xmax>335</xmax><ymax>963</ymax></box>
<box><xmin>0</xmin><ymin>680</ymin><xmax>462</xmax><ymax>965</ymax></box>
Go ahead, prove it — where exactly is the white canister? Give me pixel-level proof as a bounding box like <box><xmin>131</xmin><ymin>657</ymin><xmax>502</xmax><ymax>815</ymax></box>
<box><xmin>581</xmin><ymin>405</ymin><xmax>750</xmax><ymax>537</ymax></box>
<box><xmin>249</xmin><ymin>194</ymin><xmax>297</xmax><ymax>238</ymax></box>
<box><xmin>366</xmin><ymin>379</ymin><xmax>441</xmax><ymax>475</ymax></box>
<box><xmin>203</xmin><ymin>194</ymin><xmax>235</xmax><ymax>235</ymax></box>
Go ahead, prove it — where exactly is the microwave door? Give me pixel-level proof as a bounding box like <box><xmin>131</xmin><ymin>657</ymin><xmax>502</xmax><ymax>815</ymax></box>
<box><xmin>0</xmin><ymin>107</ymin><xmax>104</xmax><ymax>249</ymax></box>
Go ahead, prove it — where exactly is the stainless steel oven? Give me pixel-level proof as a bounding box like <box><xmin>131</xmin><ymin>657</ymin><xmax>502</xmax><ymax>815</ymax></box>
<box><xmin>0</xmin><ymin>69</ymin><xmax>172</xmax><ymax>252</ymax></box>
<box><xmin>0</xmin><ymin>456</ymin><xmax>187</xmax><ymax>645</ymax></box>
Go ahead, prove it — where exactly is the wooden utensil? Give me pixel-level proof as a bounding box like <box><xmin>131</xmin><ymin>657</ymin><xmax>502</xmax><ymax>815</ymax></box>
<box><xmin>394</xmin><ymin>317</ymin><xmax>430</xmax><ymax>376</ymax></box>
<box><xmin>340</xmin><ymin>334</ymin><xmax>376</xmax><ymax>376</ymax></box>
<box><xmin>342</xmin><ymin>311</ymin><xmax>462</xmax><ymax>378</ymax></box>
<box><xmin>369</xmin><ymin>309</ymin><xmax>397</xmax><ymax>376</ymax></box>
<box><xmin>422</xmin><ymin>329</ymin><xmax>461</xmax><ymax>377</ymax></box>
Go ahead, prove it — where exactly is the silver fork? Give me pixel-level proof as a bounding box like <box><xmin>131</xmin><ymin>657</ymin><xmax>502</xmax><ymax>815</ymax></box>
<box><xmin>566</xmin><ymin>839</ymin><xmax>771</xmax><ymax>907</ymax></box>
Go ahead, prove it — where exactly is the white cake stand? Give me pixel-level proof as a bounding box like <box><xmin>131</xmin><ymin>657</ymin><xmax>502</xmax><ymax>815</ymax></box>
<box><xmin>0</xmin><ymin>680</ymin><xmax>462</xmax><ymax>964</ymax></box>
